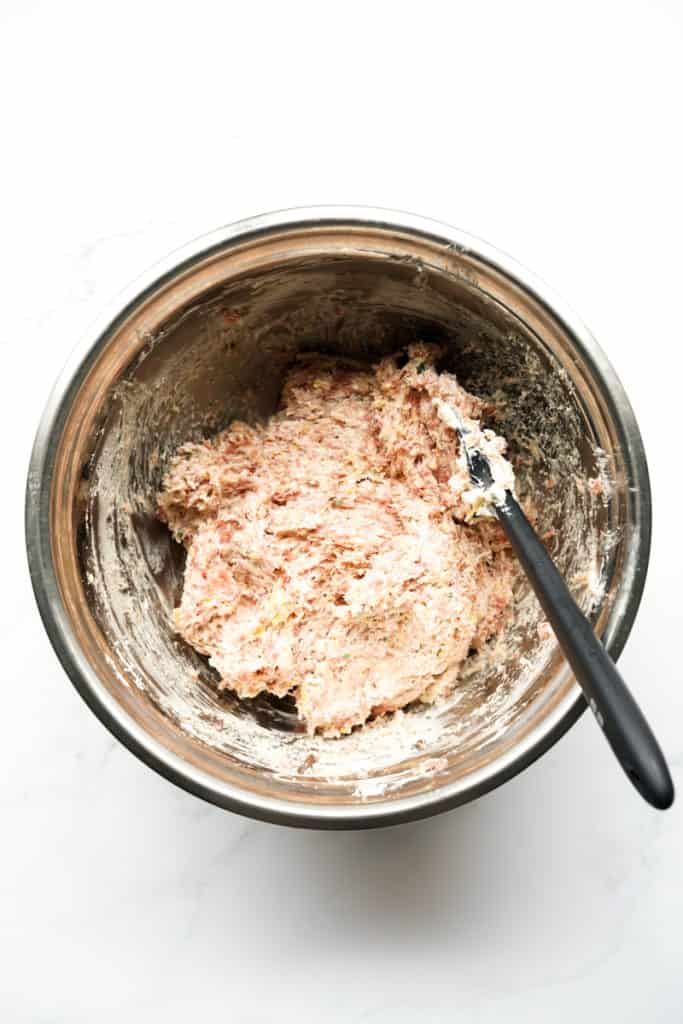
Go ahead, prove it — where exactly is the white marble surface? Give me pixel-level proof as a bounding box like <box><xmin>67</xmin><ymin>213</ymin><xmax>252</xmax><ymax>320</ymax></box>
<box><xmin>2</xmin><ymin>1</ymin><xmax>682</xmax><ymax>1019</ymax></box>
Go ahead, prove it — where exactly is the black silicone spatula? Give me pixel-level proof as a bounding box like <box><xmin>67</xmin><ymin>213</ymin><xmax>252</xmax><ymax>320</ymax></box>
<box><xmin>444</xmin><ymin>402</ymin><xmax>674</xmax><ymax>810</ymax></box>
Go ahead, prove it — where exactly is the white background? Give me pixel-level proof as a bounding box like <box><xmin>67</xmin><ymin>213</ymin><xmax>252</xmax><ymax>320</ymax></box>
<box><xmin>2</xmin><ymin>1</ymin><xmax>682</xmax><ymax>1020</ymax></box>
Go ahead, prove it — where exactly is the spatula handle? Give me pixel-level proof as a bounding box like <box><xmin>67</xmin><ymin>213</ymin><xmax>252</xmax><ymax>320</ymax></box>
<box><xmin>497</xmin><ymin>493</ymin><xmax>673</xmax><ymax>810</ymax></box>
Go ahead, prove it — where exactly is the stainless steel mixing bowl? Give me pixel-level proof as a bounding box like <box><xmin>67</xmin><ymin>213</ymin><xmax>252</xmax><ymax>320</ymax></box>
<box><xmin>26</xmin><ymin>208</ymin><xmax>651</xmax><ymax>828</ymax></box>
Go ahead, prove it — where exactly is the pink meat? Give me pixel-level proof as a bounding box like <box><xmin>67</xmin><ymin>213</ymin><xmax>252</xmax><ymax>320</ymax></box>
<box><xmin>158</xmin><ymin>344</ymin><xmax>514</xmax><ymax>737</ymax></box>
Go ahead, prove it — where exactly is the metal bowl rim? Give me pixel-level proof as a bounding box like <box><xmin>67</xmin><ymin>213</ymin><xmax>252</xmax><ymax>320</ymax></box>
<box><xmin>25</xmin><ymin>205</ymin><xmax>652</xmax><ymax>828</ymax></box>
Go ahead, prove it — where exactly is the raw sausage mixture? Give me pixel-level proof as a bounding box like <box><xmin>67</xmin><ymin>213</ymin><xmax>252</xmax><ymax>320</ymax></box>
<box><xmin>157</xmin><ymin>345</ymin><xmax>516</xmax><ymax>736</ymax></box>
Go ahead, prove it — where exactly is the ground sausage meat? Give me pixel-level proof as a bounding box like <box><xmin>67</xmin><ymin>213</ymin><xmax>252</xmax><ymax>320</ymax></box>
<box><xmin>157</xmin><ymin>344</ymin><xmax>515</xmax><ymax>737</ymax></box>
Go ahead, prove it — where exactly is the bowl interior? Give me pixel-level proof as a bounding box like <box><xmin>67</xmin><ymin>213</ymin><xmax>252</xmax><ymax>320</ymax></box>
<box><xmin>47</xmin><ymin>222</ymin><xmax>634</xmax><ymax>817</ymax></box>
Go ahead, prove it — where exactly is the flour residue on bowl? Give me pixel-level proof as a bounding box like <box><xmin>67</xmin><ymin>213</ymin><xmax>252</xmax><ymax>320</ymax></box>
<box><xmin>78</xmin><ymin>259</ymin><xmax>619</xmax><ymax>795</ymax></box>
